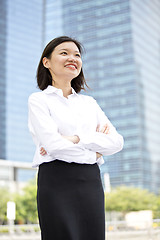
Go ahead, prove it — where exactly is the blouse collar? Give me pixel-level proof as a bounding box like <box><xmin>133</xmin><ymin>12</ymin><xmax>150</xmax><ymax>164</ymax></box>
<box><xmin>43</xmin><ymin>85</ymin><xmax>78</xmax><ymax>97</ymax></box>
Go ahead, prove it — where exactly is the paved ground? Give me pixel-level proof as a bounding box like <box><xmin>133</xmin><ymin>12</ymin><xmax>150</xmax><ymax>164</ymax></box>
<box><xmin>0</xmin><ymin>234</ymin><xmax>40</xmax><ymax>240</ymax></box>
<box><xmin>0</xmin><ymin>229</ymin><xmax>160</xmax><ymax>240</ymax></box>
<box><xmin>106</xmin><ymin>229</ymin><xmax>160</xmax><ymax>240</ymax></box>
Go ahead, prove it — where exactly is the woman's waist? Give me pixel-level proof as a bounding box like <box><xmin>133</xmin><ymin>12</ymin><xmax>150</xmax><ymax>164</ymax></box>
<box><xmin>32</xmin><ymin>148</ymin><xmax>98</xmax><ymax>168</ymax></box>
<box><xmin>39</xmin><ymin>159</ymin><xmax>100</xmax><ymax>181</ymax></box>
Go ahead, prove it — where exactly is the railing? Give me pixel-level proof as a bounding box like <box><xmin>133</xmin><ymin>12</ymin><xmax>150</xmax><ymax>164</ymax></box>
<box><xmin>0</xmin><ymin>220</ymin><xmax>160</xmax><ymax>240</ymax></box>
<box><xmin>0</xmin><ymin>224</ymin><xmax>40</xmax><ymax>240</ymax></box>
<box><xmin>0</xmin><ymin>224</ymin><xmax>40</xmax><ymax>233</ymax></box>
<box><xmin>106</xmin><ymin>219</ymin><xmax>160</xmax><ymax>240</ymax></box>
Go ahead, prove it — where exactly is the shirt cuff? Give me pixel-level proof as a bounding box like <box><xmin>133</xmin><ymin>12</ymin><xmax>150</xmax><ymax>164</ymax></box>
<box><xmin>97</xmin><ymin>156</ymin><xmax>104</xmax><ymax>166</ymax></box>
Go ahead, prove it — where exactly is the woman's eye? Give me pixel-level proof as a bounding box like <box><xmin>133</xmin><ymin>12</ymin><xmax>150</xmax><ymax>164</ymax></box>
<box><xmin>61</xmin><ymin>52</ymin><xmax>67</xmax><ymax>55</ymax></box>
<box><xmin>76</xmin><ymin>54</ymin><xmax>81</xmax><ymax>57</ymax></box>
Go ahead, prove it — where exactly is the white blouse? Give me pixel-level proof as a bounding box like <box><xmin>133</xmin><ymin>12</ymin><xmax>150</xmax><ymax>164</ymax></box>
<box><xmin>28</xmin><ymin>85</ymin><xmax>124</xmax><ymax>167</ymax></box>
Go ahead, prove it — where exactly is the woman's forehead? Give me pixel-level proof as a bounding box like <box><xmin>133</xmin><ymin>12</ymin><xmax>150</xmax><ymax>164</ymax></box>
<box><xmin>54</xmin><ymin>41</ymin><xmax>80</xmax><ymax>52</ymax></box>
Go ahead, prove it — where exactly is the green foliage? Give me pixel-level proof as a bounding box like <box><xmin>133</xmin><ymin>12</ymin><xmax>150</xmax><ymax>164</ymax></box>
<box><xmin>152</xmin><ymin>195</ymin><xmax>160</xmax><ymax>219</ymax></box>
<box><xmin>0</xmin><ymin>188</ymin><xmax>11</xmax><ymax>224</ymax></box>
<box><xmin>105</xmin><ymin>186</ymin><xmax>157</xmax><ymax>213</ymax></box>
<box><xmin>0</xmin><ymin>227</ymin><xmax>9</xmax><ymax>233</ymax></box>
<box><xmin>14</xmin><ymin>179</ymin><xmax>38</xmax><ymax>224</ymax></box>
<box><xmin>0</xmin><ymin>182</ymin><xmax>160</xmax><ymax>224</ymax></box>
<box><xmin>0</xmin><ymin>179</ymin><xmax>38</xmax><ymax>224</ymax></box>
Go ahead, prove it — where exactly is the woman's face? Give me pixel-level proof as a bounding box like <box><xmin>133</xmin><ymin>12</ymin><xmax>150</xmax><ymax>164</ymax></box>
<box><xmin>43</xmin><ymin>41</ymin><xmax>82</xmax><ymax>81</ymax></box>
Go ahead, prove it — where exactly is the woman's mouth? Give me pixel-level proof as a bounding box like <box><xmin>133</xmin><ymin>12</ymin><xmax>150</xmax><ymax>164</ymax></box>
<box><xmin>65</xmin><ymin>64</ymin><xmax>77</xmax><ymax>69</ymax></box>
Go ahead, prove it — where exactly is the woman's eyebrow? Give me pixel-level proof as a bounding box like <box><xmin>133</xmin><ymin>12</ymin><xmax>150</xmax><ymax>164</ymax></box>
<box><xmin>58</xmin><ymin>48</ymin><xmax>80</xmax><ymax>53</ymax></box>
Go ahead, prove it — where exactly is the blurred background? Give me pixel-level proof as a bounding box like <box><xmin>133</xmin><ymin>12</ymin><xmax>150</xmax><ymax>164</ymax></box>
<box><xmin>0</xmin><ymin>0</ymin><xmax>160</xmax><ymax>239</ymax></box>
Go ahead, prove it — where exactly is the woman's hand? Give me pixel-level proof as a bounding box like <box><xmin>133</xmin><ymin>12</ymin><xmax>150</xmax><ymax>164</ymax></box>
<box><xmin>62</xmin><ymin>135</ymin><xmax>80</xmax><ymax>144</ymax></box>
<box><xmin>40</xmin><ymin>135</ymin><xmax>80</xmax><ymax>156</ymax></box>
<box><xmin>96</xmin><ymin>152</ymin><xmax>102</xmax><ymax>159</ymax></box>
<box><xmin>95</xmin><ymin>124</ymin><xmax>110</xmax><ymax>160</ymax></box>
<box><xmin>96</xmin><ymin>123</ymin><xmax>110</xmax><ymax>134</ymax></box>
<box><xmin>40</xmin><ymin>147</ymin><xmax>47</xmax><ymax>156</ymax></box>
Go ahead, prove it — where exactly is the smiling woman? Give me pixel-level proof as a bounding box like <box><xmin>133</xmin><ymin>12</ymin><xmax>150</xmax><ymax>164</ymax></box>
<box><xmin>36</xmin><ymin>36</ymin><xmax>87</xmax><ymax>94</ymax></box>
<box><xmin>28</xmin><ymin>36</ymin><xmax>124</xmax><ymax>240</ymax></box>
<box><xmin>42</xmin><ymin>41</ymin><xmax>82</xmax><ymax>98</ymax></box>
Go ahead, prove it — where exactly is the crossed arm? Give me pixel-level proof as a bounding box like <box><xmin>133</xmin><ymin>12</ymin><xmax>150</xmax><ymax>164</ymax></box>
<box><xmin>29</xmin><ymin>94</ymin><xmax>123</xmax><ymax>163</ymax></box>
<box><xmin>40</xmin><ymin>123</ymin><xmax>110</xmax><ymax>159</ymax></box>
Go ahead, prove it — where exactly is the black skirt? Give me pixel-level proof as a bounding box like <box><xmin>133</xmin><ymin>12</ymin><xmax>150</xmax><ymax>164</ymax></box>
<box><xmin>37</xmin><ymin>160</ymin><xmax>105</xmax><ymax>240</ymax></box>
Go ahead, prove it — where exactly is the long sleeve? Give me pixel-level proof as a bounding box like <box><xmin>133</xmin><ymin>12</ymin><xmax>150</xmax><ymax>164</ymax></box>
<box><xmin>78</xmin><ymin>98</ymin><xmax>124</xmax><ymax>156</ymax></box>
<box><xmin>28</xmin><ymin>93</ymin><xmax>96</xmax><ymax>164</ymax></box>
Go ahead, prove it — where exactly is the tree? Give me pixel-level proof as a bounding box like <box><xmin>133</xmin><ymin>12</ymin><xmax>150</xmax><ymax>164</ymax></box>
<box><xmin>105</xmin><ymin>186</ymin><xmax>157</xmax><ymax>214</ymax></box>
<box><xmin>0</xmin><ymin>187</ymin><xmax>11</xmax><ymax>224</ymax></box>
<box><xmin>152</xmin><ymin>195</ymin><xmax>160</xmax><ymax>219</ymax></box>
<box><xmin>14</xmin><ymin>179</ymin><xmax>38</xmax><ymax>224</ymax></box>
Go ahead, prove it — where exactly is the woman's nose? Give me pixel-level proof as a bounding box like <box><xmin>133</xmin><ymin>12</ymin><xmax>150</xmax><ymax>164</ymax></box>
<box><xmin>67</xmin><ymin>55</ymin><xmax>77</xmax><ymax>62</ymax></box>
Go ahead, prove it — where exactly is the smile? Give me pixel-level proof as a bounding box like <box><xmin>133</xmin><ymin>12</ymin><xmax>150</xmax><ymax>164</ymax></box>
<box><xmin>65</xmin><ymin>64</ymin><xmax>77</xmax><ymax>69</ymax></box>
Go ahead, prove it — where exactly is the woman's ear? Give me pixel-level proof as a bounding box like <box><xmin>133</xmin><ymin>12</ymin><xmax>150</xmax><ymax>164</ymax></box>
<box><xmin>42</xmin><ymin>57</ymin><xmax>50</xmax><ymax>68</ymax></box>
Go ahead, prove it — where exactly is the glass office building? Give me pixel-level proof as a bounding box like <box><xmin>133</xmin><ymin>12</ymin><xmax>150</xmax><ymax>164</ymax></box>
<box><xmin>130</xmin><ymin>0</ymin><xmax>160</xmax><ymax>193</ymax></box>
<box><xmin>44</xmin><ymin>0</ymin><xmax>160</xmax><ymax>193</ymax></box>
<box><xmin>1</xmin><ymin>0</ymin><xmax>160</xmax><ymax>191</ymax></box>
<box><xmin>60</xmin><ymin>0</ymin><xmax>143</xmax><ymax>190</ymax></box>
<box><xmin>0</xmin><ymin>0</ymin><xmax>44</xmax><ymax>180</ymax></box>
<box><xmin>2</xmin><ymin>0</ymin><xmax>44</xmax><ymax>163</ymax></box>
<box><xmin>0</xmin><ymin>0</ymin><xmax>7</xmax><ymax>160</ymax></box>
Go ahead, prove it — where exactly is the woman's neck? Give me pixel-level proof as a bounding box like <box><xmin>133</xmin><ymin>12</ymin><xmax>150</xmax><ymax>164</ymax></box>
<box><xmin>52</xmin><ymin>79</ymin><xmax>72</xmax><ymax>98</ymax></box>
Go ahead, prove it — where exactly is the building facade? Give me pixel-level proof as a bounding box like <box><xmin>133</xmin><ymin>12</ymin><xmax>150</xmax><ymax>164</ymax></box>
<box><xmin>0</xmin><ymin>0</ymin><xmax>7</xmax><ymax>160</ymax></box>
<box><xmin>43</xmin><ymin>0</ymin><xmax>160</xmax><ymax>193</ymax></box>
<box><xmin>130</xmin><ymin>0</ymin><xmax>160</xmax><ymax>193</ymax></box>
<box><xmin>61</xmin><ymin>0</ymin><xmax>143</xmax><ymax>190</ymax></box>
<box><xmin>2</xmin><ymin>0</ymin><xmax>44</xmax><ymax>163</ymax></box>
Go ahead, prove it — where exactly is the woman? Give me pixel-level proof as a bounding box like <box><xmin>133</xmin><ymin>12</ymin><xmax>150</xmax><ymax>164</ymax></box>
<box><xmin>28</xmin><ymin>36</ymin><xmax>124</xmax><ymax>240</ymax></box>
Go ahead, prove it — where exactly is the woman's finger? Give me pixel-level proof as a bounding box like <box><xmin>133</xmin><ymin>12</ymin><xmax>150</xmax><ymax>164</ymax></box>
<box><xmin>100</xmin><ymin>124</ymin><xmax>108</xmax><ymax>133</ymax></box>
<box><xmin>101</xmin><ymin>124</ymin><xmax>110</xmax><ymax>134</ymax></box>
<box><xmin>40</xmin><ymin>147</ymin><xmax>45</xmax><ymax>152</ymax></box>
<box><xmin>96</xmin><ymin>124</ymin><xmax>100</xmax><ymax>132</ymax></box>
<box><xmin>41</xmin><ymin>151</ymin><xmax>47</xmax><ymax>156</ymax></box>
<box><xmin>40</xmin><ymin>147</ymin><xmax>47</xmax><ymax>155</ymax></box>
<box><xmin>104</xmin><ymin>126</ymin><xmax>110</xmax><ymax>134</ymax></box>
